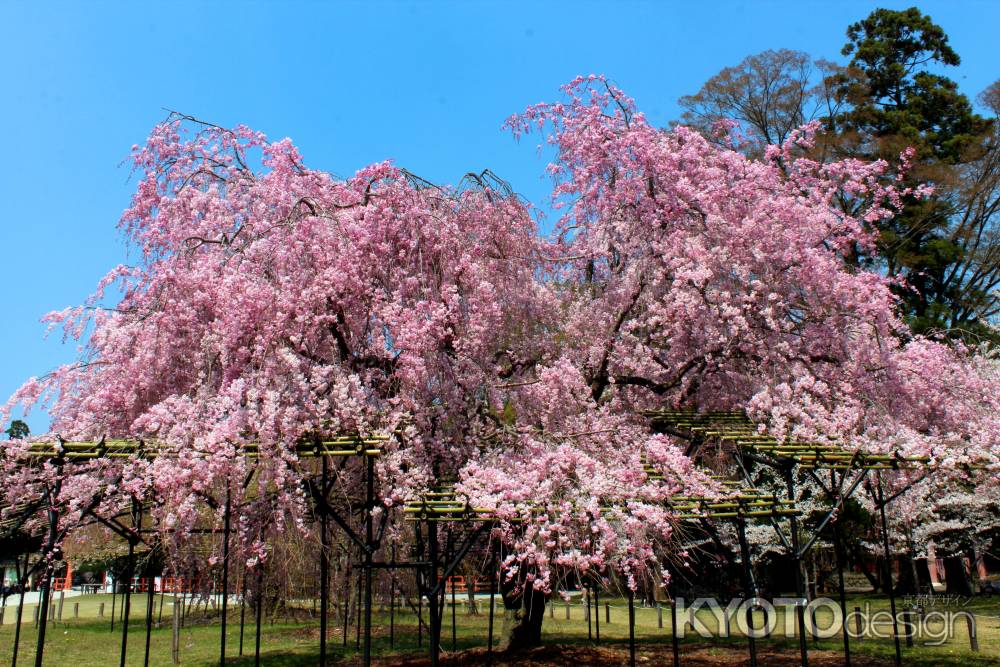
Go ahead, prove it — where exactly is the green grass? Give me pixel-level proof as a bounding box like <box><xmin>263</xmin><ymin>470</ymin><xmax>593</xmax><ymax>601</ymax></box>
<box><xmin>1</xmin><ymin>592</ymin><xmax>998</xmax><ymax>665</ymax></box>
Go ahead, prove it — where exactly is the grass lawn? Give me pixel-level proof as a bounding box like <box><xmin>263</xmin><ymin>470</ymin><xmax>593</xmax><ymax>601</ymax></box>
<box><xmin>1</xmin><ymin>592</ymin><xmax>997</xmax><ymax>665</ymax></box>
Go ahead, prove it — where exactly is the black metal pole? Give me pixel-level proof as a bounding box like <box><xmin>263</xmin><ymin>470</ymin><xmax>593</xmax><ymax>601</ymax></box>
<box><xmin>34</xmin><ymin>566</ymin><xmax>53</xmax><ymax>667</ymax></box>
<box><xmin>343</xmin><ymin>559</ymin><xmax>351</xmax><ymax>647</ymax></box>
<box><xmin>449</xmin><ymin>529</ymin><xmax>456</xmax><ymax>653</ymax></box>
<box><xmin>158</xmin><ymin>584</ymin><xmax>165</xmax><ymax>625</ymax></box>
<box><xmin>628</xmin><ymin>589</ymin><xmax>637</xmax><ymax>667</ymax></box>
<box><xmin>415</xmin><ymin>521</ymin><xmax>424</xmax><ymax>649</ymax></box>
<box><xmin>254</xmin><ymin>565</ymin><xmax>263</xmax><ymax>667</ymax></box>
<box><xmin>143</xmin><ymin>557</ymin><xmax>156</xmax><ymax>667</ymax></box>
<box><xmin>832</xmin><ymin>471</ymin><xmax>851</xmax><ymax>667</ymax></box>
<box><xmin>428</xmin><ymin>519</ymin><xmax>440</xmax><ymax>667</ymax></box>
<box><xmin>876</xmin><ymin>473</ymin><xmax>903</xmax><ymax>667</ymax></box>
<box><xmin>487</xmin><ymin>543</ymin><xmax>496</xmax><ymax>664</ymax></box>
<box><xmin>670</xmin><ymin>582</ymin><xmax>679</xmax><ymax>667</ymax></box>
<box><xmin>737</xmin><ymin>517</ymin><xmax>758</xmax><ymax>667</ymax></box>
<box><xmin>239</xmin><ymin>569</ymin><xmax>247</xmax><ymax>657</ymax></box>
<box><xmin>785</xmin><ymin>466</ymin><xmax>809</xmax><ymax>667</ymax></box>
<box><xmin>11</xmin><ymin>554</ymin><xmax>28</xmax><ymax>667</ymax></box>
<box><xmin>35</xmin><ymin>474</ymin><xmax>62</xmax><ymax>667</ymax></box>
<box><xmin>417</xmin><ymin>590</ymin><xmax>423</xmax><ymax>648</ymax></box>
<box><xmin>389</xmin><ymin>546</ymin><xmax>396</xmax><ymax>650</ymax></box>
<box><xmin>320</xmin><ymin>455</ymin><xmax>329</xmax><ymax>666</ymax></box>
<box><xmin>594</xmin><ymin>585</ymin><xmax>600</xmax><ymax>644</ymax></box>
<box><xmin>355</xmin><ymin>563</ymin><xmax>362</xmax><ymax>649</ymax></box>
<box><xmin>110</xmin><ymin>576</ymin><xmax>117</xmax><ymax>632</ymax></box>
<box><xmin>220</xmin><ymin>485</ymin><xmax>232</xmax><ymax>667</ymax></box>
<box><xmin>363</xmin><ymin>455</ymin><xmax>375</xmax><ymax>666</ymax></box>
<box><xmin>119</xmin><ymin>499</ymin><xmax>139</xmax><ymax>667</ymax></box>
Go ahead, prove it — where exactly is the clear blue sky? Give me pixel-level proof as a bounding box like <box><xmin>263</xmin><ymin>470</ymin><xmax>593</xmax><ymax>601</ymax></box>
<box><xmin>2</xmin><ymin>1</ymin><xmax>997</xmax><ymax>434</ymax></box>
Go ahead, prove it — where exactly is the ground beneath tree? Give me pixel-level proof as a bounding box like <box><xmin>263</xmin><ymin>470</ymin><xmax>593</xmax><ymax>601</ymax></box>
<box><xmin>340</xmin><ymin>643</ymin><xmax>890</xmax><ymax>666</ymax></box>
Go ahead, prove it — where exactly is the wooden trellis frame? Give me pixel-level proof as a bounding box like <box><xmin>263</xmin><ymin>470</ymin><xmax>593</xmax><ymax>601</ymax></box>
<box><xmin>3</xmin><ymin>433</ymin><xmax>387</xmax><ymax>667</ymax></box>
<box><xmin>643</xmin><ymin>408</ymin><xmax>943</xmax><ymax>667</ymax></box>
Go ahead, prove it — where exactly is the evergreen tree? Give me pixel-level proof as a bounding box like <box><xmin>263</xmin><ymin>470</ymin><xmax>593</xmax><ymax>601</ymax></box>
<box><xmin>840</xmin><ymin>7</ymin><xmax>993</xmax><ymax>336</ymax></box>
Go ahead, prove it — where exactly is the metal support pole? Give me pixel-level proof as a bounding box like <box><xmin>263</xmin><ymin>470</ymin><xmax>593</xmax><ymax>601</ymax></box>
<box><xmin>876</xmin><ymin>473</ymin><xmax>903</xmax><ymax>667</ymax></box>
<box><xmin>627</xmin><ymin>589</ymin><xmax>637</xmax><ymax>667</ymax></box>
<box><xmin>670</xmin><ymin>582</ymin><xmax>679</xmax><ymax>667</ymax></box>
<box><xmin>363</xmin><ymin>455</ymin><xmax>375</xmax><ymax>666</ymax></box>
<box><xmin>389</xmin><ymin>560</ymin><xmax>396</xmax><ymax>648</ymax></box>
<box><xmin>594</xmin><ymin>585</ymin><xmax>600</xmax><ymax>644</ymax></box>
<box><xmin>343</xmin><ymin>559</ymin><xmax>351</xmax><ymax>647</ymax></box>
<box><xmin>389</xmin><ymin>548</ymin><xmax>396</xmax><ymax>649</ymax></box>
<box><xmin>219</xmin><ymin>486</ymin><xmax>232</xmax><ymax>667</ymax></box>
<box><xmin>254</xmin><ymin>566</ymin><xmax>263</xmax><ymax>667</ymax></box>
<box><xmin>451</xmin><ymin>577</ymin><xmax>457</xmax><ymax>652</ymax></box>
<box><xmin>737</xmin><ymin>518</ymin><xmax>758</xmax><ymax>667</ymax></box>
<box><xmin>35</xmin><ymin>478</ymin><xmax>61</xmax><ymax>667</ymax></box>
<box><xmin>785</xmin><ymin>466</ymin><xmax>809</xmax><ymax>667</ymax></box>
<box><xmin>487</xmin><ymin>544</ymin><xmax>496</xmax><ymax>664</ymax></box>
<box><xmin>355</xmin><ymin>563</ymin><xmax>362</xmax><ymax>649</ymax></box>
<box><xmin>832</xmin><ymin>472</ymin><xmax>851</xmax><ymax>667</ymax></box>
<box><xmin>11</xmin><ymin>555</ymin><xmax>28</xmax><ymax>667</ymax></box>
<box><xmin>119</xmin><ymin>499</ymin><xmax>139</xmax><ymax>667</ymax></box>
<box><xmin>111</xmin><ymin>578</ymin><xmax>117</xmax><ymax>632</ymax></box>
<box><xmin>428</xmin><ymin>520</ymin><xmax>441</xmax><ymax>667</ymax></box>
<box><xmin>320</xmin><ymin>455</ymin><xmax>329</xmax><ymax>666</ymax></box>
<box><xmin>158</xmin><ymin>586</ymin><xmax>165</xmax><ymax>625</ymax></box>
<box><xmin>415</xmin><ymin>521</ymin><xmax>424</xmax><ymax>649</ymax></box>
<box><xmin>144</xmin><ymin>558</ymin><xmax>156</xmax><ymax>667</ymax></box>
<box><xmin>239</xmin><ymin>570</ymin><xmax>247</xmax><ymax>656</ymax></box>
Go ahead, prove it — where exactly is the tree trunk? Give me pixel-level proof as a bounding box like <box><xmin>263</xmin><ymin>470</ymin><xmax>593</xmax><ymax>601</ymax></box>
<box><xmin>913</xmin><ymin>558</ymin><xmax>932</xmax><ymax>594</ymax></box>
<box><xmin>943</xmin><ymin>556</ymin><xmax>973</xmax><ymax>596</ymax></box>
<box><xmin>846</xmin><ymin>541</ymin><xmax>880</xmax><ymax>591</ymax></box>
<box><xmin>506</xmin><ymin>585</ymin><xmax>546</xmax><ymax>651</ymax></box>
<box><xmin>895</xmin><ymin>555</ymin><xmax>919</xmax><ymax>596</ymax></box>
<box><xmin>461</xmin><ymin>563</ymin><xmax>479</xmax><ymax>615</ymax></box>
<box><xmin>966</xmin><ymin>544</ymin><xmax>982</xmax><ymax>592</ymax></box>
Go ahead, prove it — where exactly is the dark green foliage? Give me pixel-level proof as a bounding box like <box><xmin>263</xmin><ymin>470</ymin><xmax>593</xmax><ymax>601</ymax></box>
<box><xmin>839</xmin><ymin>7</ymin><xmax>994</xmax><ymax>337</ymax></box>
<box><xmin>5</xmin><ymin>419</ymin><xmax>29</xmax><ymax>440</ymax></box>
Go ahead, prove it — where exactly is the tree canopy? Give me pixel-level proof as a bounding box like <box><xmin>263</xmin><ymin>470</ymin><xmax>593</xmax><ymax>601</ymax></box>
<box><xmin>2</xmin><ymin>76</ymin><xmax>998</xmax><ymax>649</ymax></box>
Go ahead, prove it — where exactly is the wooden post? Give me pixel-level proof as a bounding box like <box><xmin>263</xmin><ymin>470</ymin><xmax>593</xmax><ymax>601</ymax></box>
<box><xmin>57</xmin><ymin>591</ymin><xmax>65</xmax><ymax>622</ymax></box>
<box><xmin>658</xmin><ymin>604</ymin><xmax>663</xmax><ymax>629</ymax></box>
<box><xmin>172</xmin><ymin>600</ymin><xmax>181</xmax><ymax>664</ymax></box>
<box><xmin>854</xmin><ymin>606</ymin><xmax>863</xmax><ymax>641</ymax></box>
<box><xmin>99</xmin><ymin>602</ymin><xmax>105</xmax><ymax>618</ymax></box>
<box><xmin>966</xmin><ymin>613</ymin><xmax>979</xmax><ymax>652</ymax></box>
<box><xmin>74</xmin><ymin>602</ymin><xmax>79</xmax><ymax>619</ymax></box>
<box><xmin>904</xmin><ymin>608</ymin><xmax>914</xmax><ymax>648</ymax></box>
<box><xmin>565</xmin><ymin>603</ymin><xmax>570</xmax><ymax>620</ymax></box>
<box><xmin>605</xmin><ymin>603</ymin><xmax>610</xmax><ymax>624</ymax></box>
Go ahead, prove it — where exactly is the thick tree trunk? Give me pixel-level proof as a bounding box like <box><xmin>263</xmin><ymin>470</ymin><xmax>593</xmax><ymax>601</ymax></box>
<box><xmin>846</xmin><ymin>541</ymin><xmax>880</xmax><ymax>591</ymax></box>
<box><xmin>506</xmin><ymin>585</ymin><xmax>546</xmax><ymax>651</ymax></box>
<box><xmin>461</xmin><ymin>563</ymin><xmax>479</xmax><ymax>615</ymax></box>
<box><xmin>913</xmin><ymin>558</ymin><xmax>932</xmax><ymax>594</ymax></box>
<box><xmin>894</xmin><ymin>555</ymin><xmax>919</xmax><ymax>596</ymax></box>
<box><xmin>943</xmin><ymin>556</ymin><xmax>973</xmax><ymax>596</ymax></box>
